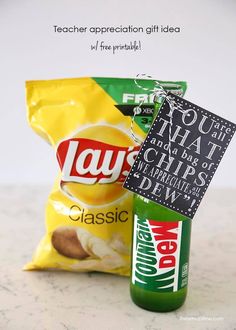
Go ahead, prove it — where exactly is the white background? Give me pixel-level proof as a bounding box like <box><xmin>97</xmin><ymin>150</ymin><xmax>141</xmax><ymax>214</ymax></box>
<box><xmin>0</xmin><ymin>0</ymin><xmax>235</xmax><ymax>186</ymax></box>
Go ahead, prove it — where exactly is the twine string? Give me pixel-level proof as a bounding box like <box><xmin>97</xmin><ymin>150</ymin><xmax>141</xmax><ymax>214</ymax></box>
<box><xmin>131</xmin><ymin>74</ymin><xmax>186</xmax><ymax>160</ymax></box>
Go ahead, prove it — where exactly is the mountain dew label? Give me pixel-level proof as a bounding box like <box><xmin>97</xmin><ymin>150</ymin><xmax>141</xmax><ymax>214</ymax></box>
<box><xmin>132</xmin><ymin>216</ymin><xmax>191</xmax><ymax>292</ymax></box>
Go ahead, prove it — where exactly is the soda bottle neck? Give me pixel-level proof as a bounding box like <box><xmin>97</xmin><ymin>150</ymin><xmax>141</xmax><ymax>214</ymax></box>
<box><xmin>134</xmin><ymin>194</ymin><xmax>189</xmax><ymax>222</ymax></box>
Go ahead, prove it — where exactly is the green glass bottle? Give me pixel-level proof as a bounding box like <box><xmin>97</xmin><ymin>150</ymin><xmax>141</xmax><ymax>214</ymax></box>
<box><xmin>130</xmin><ymin>194</ymin><xmax>192</xmax><ymax>312</ymax></box>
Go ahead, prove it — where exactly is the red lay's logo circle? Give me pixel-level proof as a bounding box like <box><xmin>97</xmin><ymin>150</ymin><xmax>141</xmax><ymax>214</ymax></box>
<box><xmin>56</xmin><ymin>125</ymin><xmax>140</xmax><ymax>206</ymax></box>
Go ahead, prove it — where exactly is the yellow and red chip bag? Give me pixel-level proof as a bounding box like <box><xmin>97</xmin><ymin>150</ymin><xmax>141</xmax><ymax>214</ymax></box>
<box><xmin>25</xmin><ymin>77</ymin><xmax>187</xmax><ymax>275</ymax></box>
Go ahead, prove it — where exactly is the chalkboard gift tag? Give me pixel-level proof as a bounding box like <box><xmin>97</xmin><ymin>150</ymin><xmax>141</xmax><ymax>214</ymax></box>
<box><xmin>123</xmin><ymin>93</ymin><xmax>236</xmax><ymax>219</ymax></box>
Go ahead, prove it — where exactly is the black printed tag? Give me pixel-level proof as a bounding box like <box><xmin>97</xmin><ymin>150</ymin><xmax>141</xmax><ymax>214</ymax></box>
<box><xmin>124</xmin><ymin>93</ymin><xmax>236</xmax><ymax>219</ymax></box>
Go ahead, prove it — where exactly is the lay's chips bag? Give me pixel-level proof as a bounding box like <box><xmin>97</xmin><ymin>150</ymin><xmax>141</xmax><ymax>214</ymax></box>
<box><xmin>25</xmin><ymin>77</ymin><xmax>187</xmax><ymax>275</ymax></box>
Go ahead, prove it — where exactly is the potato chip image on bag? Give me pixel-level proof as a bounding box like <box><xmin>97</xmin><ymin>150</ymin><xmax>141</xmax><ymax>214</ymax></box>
<box><xmin>25</xmin><ymin>77</ymin><xmax>187</xmax><ymax>275</ymax></box>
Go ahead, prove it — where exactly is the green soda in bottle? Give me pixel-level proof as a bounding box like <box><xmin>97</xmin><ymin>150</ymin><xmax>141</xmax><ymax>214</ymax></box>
<box><xmin>130</xmin><ymin>94</ymin><xmax>191</xmax><ymax>312</ymax></box>
<box><xmin>130</xmin><ymin>195</ymin><xmax>191</xmax><ymax>312</ymax></box>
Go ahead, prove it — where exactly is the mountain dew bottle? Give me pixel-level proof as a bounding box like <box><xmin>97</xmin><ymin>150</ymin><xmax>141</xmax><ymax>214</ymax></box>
<box><xmin>130</xmin><ymin>91</ymin><xmax>191</xmax><ymax>312</ymax></box>
<box><xmin>130</xmin><ymin>195</ymin><xmax>191</xmax><ymax>312</ymax></box>
<box><xmin>130</xmin><ymin>196</ymin><xmax>191</xmax><ymax>312</ymax></box>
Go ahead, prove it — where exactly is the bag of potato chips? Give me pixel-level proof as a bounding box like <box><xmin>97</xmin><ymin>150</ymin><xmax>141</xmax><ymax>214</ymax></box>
<box><xmin>25</xmin><ymin>77</ymin><xmax>187</xmax><ymax>275</ymax></box>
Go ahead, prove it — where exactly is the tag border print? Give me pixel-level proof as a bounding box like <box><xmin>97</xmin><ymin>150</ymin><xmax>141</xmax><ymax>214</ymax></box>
<box><xmin>124</xmin><ymin>93</ymin><xmax>236</xmax><ymax>218</ymax></box>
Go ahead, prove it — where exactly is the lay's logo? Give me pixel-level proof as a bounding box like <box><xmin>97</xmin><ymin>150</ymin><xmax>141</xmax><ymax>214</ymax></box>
<box><xmin>56</xmin><ymin>138</ymin><xmax>139</xmax><ymax>185</ymax></box>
